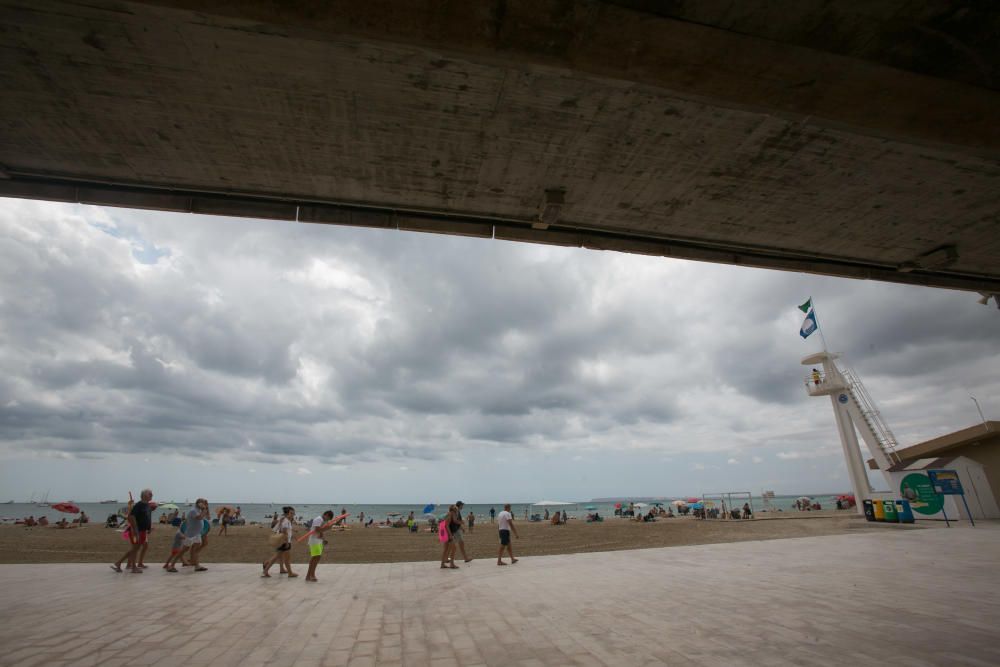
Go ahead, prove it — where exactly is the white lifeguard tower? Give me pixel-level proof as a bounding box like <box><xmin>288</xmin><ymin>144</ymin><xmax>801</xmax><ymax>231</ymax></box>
<box><xmin>801</xmin><ymin>352</ymin><xmax>901</xmax><ymax>514</ymax></box>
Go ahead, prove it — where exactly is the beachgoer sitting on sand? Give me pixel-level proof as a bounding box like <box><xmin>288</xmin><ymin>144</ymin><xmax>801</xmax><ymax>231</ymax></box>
<box><xmin>23</xmin><ymin>515</ymin><xmax>36</xmax><ymax>527</ymax></box>
<box><xmin>37</xmin><ymin>516</ymin><xmax>49</xmax><ymax>526</ymax></box>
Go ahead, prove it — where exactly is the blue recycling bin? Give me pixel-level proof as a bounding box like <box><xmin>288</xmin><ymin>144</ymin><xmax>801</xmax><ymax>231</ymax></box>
<box><xmin>894</xmin><ymin>499</ymin><xmax>915</xmax><ymax>524</ymax></box>
<box><xmin>862</xmin><ymin>499</ymin><xmax>876</xmax><ymax>521</ymax></box>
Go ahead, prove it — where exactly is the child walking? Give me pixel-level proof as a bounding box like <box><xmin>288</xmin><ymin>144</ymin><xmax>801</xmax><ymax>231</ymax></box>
<box><xmin>305</xmin><ymin>510</ymin><xmax>335</xmax><ymax>582</ymax></box>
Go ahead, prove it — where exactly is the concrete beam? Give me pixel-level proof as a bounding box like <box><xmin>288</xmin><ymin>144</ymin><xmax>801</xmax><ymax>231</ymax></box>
<box><xmin>3</xmin><ymin>176</ymin><xmax>997</xmax><ymax>294</ymax></box>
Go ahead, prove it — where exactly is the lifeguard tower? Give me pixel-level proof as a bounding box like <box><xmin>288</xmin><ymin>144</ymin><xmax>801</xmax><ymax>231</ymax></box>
<box><xmin>801</xmin><ymin>352</ymin><xmax>901</xmax><ymax>514</ymax></box>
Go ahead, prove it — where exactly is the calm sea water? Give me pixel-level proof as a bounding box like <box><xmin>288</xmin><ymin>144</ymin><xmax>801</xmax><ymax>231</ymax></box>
<box><xmin>1</xmin><ymin>495</ymin><xmax>846</xmax><ymax>524</ymax></box>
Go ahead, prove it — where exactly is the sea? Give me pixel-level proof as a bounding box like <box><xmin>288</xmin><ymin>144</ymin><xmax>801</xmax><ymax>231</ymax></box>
<box><xmin>1</xmin><ymin>494</ymin><xmax>846</xmax><ymax>524</ymax></box>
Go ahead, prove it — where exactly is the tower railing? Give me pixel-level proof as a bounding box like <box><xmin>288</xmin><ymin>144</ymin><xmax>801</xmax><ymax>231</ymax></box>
<box><xmin>840</xmin><ymin>366</ymin><xmax>902</xmax><ymax>466</ymax></box>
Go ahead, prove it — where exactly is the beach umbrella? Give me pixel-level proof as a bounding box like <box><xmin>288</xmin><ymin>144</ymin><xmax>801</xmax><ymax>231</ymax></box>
<box><xmin>158</xmin><ymin>503</ymin><xmax>179</xmax><ymax>511</ymax></box>
<box><xmin>422</xmin><ymin>503</ymin><xmax>435</xmax><ymax>514</ymax></box>
<box><xmin>585</xmin><ymin>505</ymin><xmax>597</xmax><ymax>510</ymax></box>
<box><xmin>796</xmin><ymin>496</ymin><xmax>812</xmax><ymax>503</ymax></box>
<box><xmin>215</xmin><ymin>505</ymin><xmax>236</xmax><ymax>517</ymax></box>
<box><xmin>670</xmin><ymin>500</ymin><xmax>687</xmax><ymax>507</ymax></box>
<box><xmin>685</xmin><ymin>497</ymin><xmax>701</xmax><ymax>504</ymax></box>
<box><xmin>633</xmin><ymin>502</ymin><xmax>648</xmax><ymax>509</ymax></box>
<box><xmin>614</xmin><ymin>503</ymin><xmax>622</xmax><ymax>509</ymax></box>
<box><xmin>51</xmin><ymin>502</ymin><xmax>80</xmax><ymax>514</ymax></box>
<box><xmin>690</xmin><ymin>502</ymin><xmax>704</xmax><ymax>509</ymax></box>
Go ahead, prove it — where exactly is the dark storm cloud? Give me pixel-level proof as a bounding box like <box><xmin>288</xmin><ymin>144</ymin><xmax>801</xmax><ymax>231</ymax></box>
<box><xmin>1</xmin><ymin>198</ymin><xmax>998</xmax><ymax>475</ymax></box>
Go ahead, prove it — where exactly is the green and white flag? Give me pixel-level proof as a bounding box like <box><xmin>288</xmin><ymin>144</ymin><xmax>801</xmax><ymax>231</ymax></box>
<box><xmin>798</xmin><ymin>297</ymin><xmax>812</xmax><ymax>313</ymax></box>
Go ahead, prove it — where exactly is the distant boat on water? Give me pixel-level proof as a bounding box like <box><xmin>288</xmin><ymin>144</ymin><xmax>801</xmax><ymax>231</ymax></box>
<box><xmin>36</xmin><ymin>491</ymin><xmax>50</xmax><ymax>507</ymax></box>
<box><xmin>99</xmin><ymin>500</ymin><xmax>118</xmax><ymax>504</ymax></box>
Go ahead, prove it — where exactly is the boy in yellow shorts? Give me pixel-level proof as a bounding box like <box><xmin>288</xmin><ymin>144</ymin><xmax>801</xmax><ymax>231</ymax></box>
<box><xmin>305</xmin><ymin>510</ymin><xmax>335</xmax><ymax>582</ymax></box>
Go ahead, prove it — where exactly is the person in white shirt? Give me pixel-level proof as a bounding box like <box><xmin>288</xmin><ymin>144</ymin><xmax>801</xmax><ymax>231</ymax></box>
<box><xmin>305</xmin><ymin>510</ymin><xmax>335</xmax><ymax>582</ymax></box>
<box><xmin>496</xmin><ymin>503</ymin><xmax>520</xmax><ymax>566</ymax></box>
<box><xmin>262</xmin><ymin>506</ymin><xmax>297</xmax><ymax>578</ymax></box>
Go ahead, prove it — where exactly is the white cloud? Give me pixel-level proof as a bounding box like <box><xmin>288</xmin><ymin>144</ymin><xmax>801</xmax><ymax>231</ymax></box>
<box><xmin>727</xmin><ymin>458</ymin><xmax>739</xmax><ymax>465</ymax></box>
<box><xmin>777</xmin><ymin>449</ymin><xmax>838</xmax><ymax>460</ymax></box>
<box><xmin>1</xmin><ymin>198</ymin><xmax>998</xmax><ymax>502</ymax></box>
<box><xmin>295</xmin><ymin>467</ymin><xmax>312</xmax><ymax>476</ymax></box>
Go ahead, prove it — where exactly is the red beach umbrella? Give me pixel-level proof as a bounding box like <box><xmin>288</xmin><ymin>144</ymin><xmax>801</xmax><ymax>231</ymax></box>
<box><xmin>51</xmin><ymin>502</ymin><xmax>80</xmax><ymax>514</ymax></box>
<box><xmin>685</xmin><ymin>497</ymin><xmax>701</xmax><ymax>504</ymax></box>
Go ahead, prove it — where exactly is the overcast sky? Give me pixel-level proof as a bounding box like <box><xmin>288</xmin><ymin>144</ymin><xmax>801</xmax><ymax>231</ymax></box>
<box><xmin>1</xmin><ymin>197</ymin><xmax>997</xmax><ymax>503</ymax></box>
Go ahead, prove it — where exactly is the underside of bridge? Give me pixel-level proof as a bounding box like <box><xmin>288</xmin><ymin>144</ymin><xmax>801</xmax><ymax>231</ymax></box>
<box><xmin>1</xmin><ymin>1</ymin><xmax>998</xmax><ymax>292</ymax></box>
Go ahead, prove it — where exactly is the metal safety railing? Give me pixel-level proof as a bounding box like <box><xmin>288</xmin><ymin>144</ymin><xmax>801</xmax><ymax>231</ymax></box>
<box><xmin>840</xmin><ymin>367</ymin><xmax>901</xmax><ymax>465</ymax></box>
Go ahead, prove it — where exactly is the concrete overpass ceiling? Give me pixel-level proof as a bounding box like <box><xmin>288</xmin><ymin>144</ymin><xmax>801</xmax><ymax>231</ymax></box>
<box><xmin>610</xmin><ymin>1</ymin><xmax>1000</xmax><ymax>91</ymax></box>
<box><xmin>1</xmin><ymin>1</ymin><xmax>999</xmax><ymax>292</ymax></box>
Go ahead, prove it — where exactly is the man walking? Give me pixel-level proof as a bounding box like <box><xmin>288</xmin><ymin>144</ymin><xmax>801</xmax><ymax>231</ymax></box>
<box><xmin>111</xmin><ymin>488</ymin><xmax>153</xmax><ymax>573</ymax></box>
<box><xmin>305</xmin><ymin>509</ymin><xmax>335</xmax><ymax>582</ymax></box>
<box><xmin>496</xmin><ymin>503</ymin><xmax>519</xmax><ymax>566</ymax></box>
<box><xmin>489</xmin><ymin>507</ymin><xmax>496</xmax><ymax>523</ymax></box>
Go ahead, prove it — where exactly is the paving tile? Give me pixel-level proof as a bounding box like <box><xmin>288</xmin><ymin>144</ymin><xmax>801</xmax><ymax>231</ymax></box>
<box><xmin>0</xmin><ymin>526</ymin><xmax>998</xmax><ymax>667</ymax></box>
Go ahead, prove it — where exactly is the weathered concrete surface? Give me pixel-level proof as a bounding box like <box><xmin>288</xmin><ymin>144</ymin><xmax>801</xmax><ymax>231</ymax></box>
<box><xmin>1</xmin><ymin>1</ymin><xmax>999</xmax><ymax>291</ymax></box>
<box><xmin>0</xmin><ymin>525</ymin><xmax>998</xmax><ymax>666</ymax></box>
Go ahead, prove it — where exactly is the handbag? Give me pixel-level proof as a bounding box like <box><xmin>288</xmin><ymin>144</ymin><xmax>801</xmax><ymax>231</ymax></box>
<box><xmin>268</xmin><ymin>531</ymin><xmax>286</xmax><ymax>547</ymax></box>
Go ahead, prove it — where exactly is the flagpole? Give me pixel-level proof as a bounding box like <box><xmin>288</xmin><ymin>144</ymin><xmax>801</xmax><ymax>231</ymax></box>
<box><xmin>816</xmin><ymin>319</ymin><xmax>830</xmax><ymax>352</ymax></box>
<box><xmin>814</xmin><ymin>303</ymin><xmax>830</xmax><ymax>352</ymax></box>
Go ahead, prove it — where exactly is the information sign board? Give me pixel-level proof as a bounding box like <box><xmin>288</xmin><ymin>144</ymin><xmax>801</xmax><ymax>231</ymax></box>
<box><xmin>927</xmin><ymin>469</ymin><xmax>964</xmax><ymax>495</ymax></box>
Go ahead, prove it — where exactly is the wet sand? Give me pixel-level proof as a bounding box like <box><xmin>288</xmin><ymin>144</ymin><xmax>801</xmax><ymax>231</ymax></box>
<box><xmin>0</xmin><ymin>512</ymin><xmax>894</xmax><ymax>564</ymax></box>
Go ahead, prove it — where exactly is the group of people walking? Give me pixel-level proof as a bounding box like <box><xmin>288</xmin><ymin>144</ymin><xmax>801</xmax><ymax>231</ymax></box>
<box><xmin>439</xmin><ymin>502</ymin><xmax>519</xmax><ymax>568</ymax></box>
<box><xmin>110</xmin><ymin>490</ymin><xmax>212</xmax><ymax>574</ymax></box>
<box><xmin>110</xmin><ymin>491</ymin><xmax>524</xmax><ymax>578</ymax></box>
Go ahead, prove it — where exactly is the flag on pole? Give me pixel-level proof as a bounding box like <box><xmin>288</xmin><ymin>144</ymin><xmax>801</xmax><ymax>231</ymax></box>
<box><xmin>799</xmin><ymin>310</ymin><xmax>818</xmax><ymax>339</ymax></box>
<box><xmin>798</xmin><ymin>298</ymin><xmax>812</xmax><ymax>313</ymax></box>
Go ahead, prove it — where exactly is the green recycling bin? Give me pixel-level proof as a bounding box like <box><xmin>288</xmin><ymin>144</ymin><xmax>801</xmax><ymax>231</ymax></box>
<box><xmin>895</xmin><ymin>499</ymin><xmax>915</xmax><ymax>523</ymax></box>
<box><xmin>881</xmin><ymin>499</ymin><xmax>898</xmax><ymax>522</ymax></box>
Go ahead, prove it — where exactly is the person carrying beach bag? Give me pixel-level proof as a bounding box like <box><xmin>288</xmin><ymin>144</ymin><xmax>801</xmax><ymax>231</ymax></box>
<box><xmin>263</xmin><ymin>506</ymin><xmax>297</xmax><ymax>578</ymax></box>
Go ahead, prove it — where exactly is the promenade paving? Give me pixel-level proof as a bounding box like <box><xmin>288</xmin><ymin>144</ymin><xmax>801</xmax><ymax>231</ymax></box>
<box><xmin>0</xmin><ymin>523</ymin><xmax>997</xmax><ymax>667</ymax></box>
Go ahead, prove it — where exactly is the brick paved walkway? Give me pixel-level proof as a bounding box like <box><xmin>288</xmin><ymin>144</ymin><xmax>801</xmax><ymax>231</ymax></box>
<box><xmin>0</xmin><ymin>524</ymin><xmax>997</xmax><ymax>666</ymax></box>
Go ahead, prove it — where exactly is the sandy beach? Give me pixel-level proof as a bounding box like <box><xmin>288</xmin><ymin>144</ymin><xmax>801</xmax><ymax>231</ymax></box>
<box><xmin>0</xmin><ymin>512</ymin><xmax>894</xmax><ymax>564</ymax></box>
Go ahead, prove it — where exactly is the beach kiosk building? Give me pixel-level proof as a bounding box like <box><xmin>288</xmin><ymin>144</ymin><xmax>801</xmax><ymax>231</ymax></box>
<box><xmin>867</xmin><ymin>422</ymin><xmax>1000</xmax><ymax>521</ymax></box>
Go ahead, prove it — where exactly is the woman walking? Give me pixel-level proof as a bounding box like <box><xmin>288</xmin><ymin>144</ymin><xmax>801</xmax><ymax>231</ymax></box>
<box><xmin>440</xmin><ymin>504</ymin><xmax>459</xmax><ymax>569</ymax></box>
<box><xmin>263</xmin><ymin>506</ymin><xmax>297</xmax><ymax>578</ymax></box>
